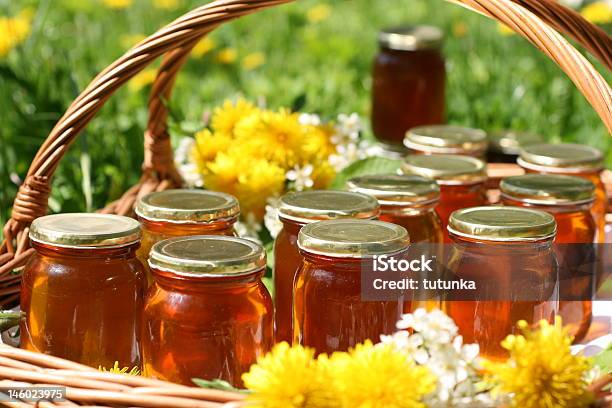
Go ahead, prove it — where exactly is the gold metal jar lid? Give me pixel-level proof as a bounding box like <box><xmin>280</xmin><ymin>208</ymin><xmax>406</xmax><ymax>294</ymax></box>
<box><xmin>401</xmin><ymin>154</ymin><xmax>487</xmax><ymax>185</ymax></box>
<box><xmin>30</xmin><ymin>213</ymin><xmax>141</xmax><ymax>248</ymax></box>
<box><xmin>135</xmin><ymin>189</ymin><xmax>239</xmax><ymax>223</ymax></box>
<box><xmin>278</xmin><ymin>190</ymin><xmax>380</xmax><ymax>224</ymax></box>
<box><xmin>347</xmin><ymin>174</ymin><xmax>440</xmax><ymax>206</ymax></box>
<box><xmin>488</xmin><ymin>130</ymin><xmax>543</xmax><ymax>155</ymax></box>
<box><xmin>448</xmin><ymin>206</ymin><xmax>556</xmax><ymax>242</ymax></box>
<box><xmin>500</xmin><ymin>174</ymin><xmax>595</xmax><ymax>205</ymax></box>
<box><xmin>298</xmin><ymin>219</ymin><xmax>409</xmax><ymax>258</ymax></box>
<box><xmin>404</xmin><ymin>125</ymin><xmax>488</xmax><ymax>155</ymax></box>
<box><xmin>149</xmin><ymin>235</ymin><xmax>266</xmax><ymax>277</ymax></box>
<box><xmin>518</xmin><ymin>143</ymin><xmax>604</xmax><ymax>172</ymax></box>
<box><xmin>378</xmin><ymin>25</ymin><xmax>443</xmax><ymax>51</ymax></box>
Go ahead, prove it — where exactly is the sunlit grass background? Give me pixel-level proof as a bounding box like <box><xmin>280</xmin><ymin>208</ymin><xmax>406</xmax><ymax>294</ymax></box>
<box><xmin>0</xmin><ymin>0</ymin><xmax>610</xmax><ymax>230</ymax></box>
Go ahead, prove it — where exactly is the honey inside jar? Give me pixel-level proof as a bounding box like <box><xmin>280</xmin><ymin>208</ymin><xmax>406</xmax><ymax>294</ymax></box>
<box><xmin>403</xmin><ymin>125</ymin><xmax>488</xmax><ymax>157</ymax></box>
<box><xmin>293</xmin><ymin>219</ymin><xmax>409</xmax><ymax>354</ymax></box>
<box><xmin>518</xmin><ymin>143</ymin><xmax>606</xmax><ymax>243</ymax></box>
<box><xmin>142</xmin><ymin>236</ymin><xmax>273</xmax><ymax>387</ymax></box>
<box><xmin>486</xmin><ymin>130</ymin><xmax>543</xmax><ymax>164</ymax></box>
<box><xmin>445</xmin><ymin>207</ymin><xmax>558</xmax><ymax>360</ymax></box>
<box><xmin>21</xmin><ymin>213</ymin><xmax>146</xmax><ymax>368</ymax></box>
<box><xmin>274</xmin><ymin>190</ymin><xmax>379</xmax><ymax>343</ymax></box>
<box><xmin>500</xmin><ymin>174</ymin><xmax>597</xmax><ymax>342</ymax></box>
<box><xmin>371</xmin><ymin>26</ymin><xmax>446</xmax><ymax>147</ymax></box>
<box><xmin>401</xmin><ymin>154</ymin><xmax>488</xmax><ymax>241</ymax></box>
<box><xmin>135</xmin><ymin>189</ymin><xmax>239</xmax><ymax>282</ymax></box>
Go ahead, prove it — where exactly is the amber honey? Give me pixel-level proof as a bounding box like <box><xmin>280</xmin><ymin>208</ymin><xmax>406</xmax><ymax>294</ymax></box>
<box><xmin>274</xmin><ymin>191</ymin><xmax>379</xmax><ymax>343</ymax></box>
<box><xmin>142</xmin><ymin>236</ymin><xmax>273</xmax><ymax>387</ymax></box>
<box><xmin>21</xmin><ymin>214</ymin><xmax>145</xmax><ymax>368</ymax></box>
<box><xmin>401</xmin><ymin>154</ymin><xmax>487</xmax><ymax>242</ymax></box>
<box><xmin>403</xmin><ymin>125</ymin><xmax>488</xmax><ymax>157</ymax></box>
<box><xmin>135</xmin><ymin>189</ymin><xmax>239</xmax><ymax>283</ymax></box>
<box><xmin>294</xmin><ymin>219</ymin><xmax>409</xmax><ymax>354</ymax></box>
<box><xmin>372</xmin><ymin>26</ymin><xmax>445</xmax><ymax>147</ymax></box>
<box><xmin>518</xmin><ymin>143</ymin><xmax>606</xmax><ymax>243</ymax></box>
<box><xmin>445</xmin><ymin>207</ymin><xmax>558</xmax><ymax>360</ymax></box>
<box><xmin>500</xmin><ymin>174</ymin><xmax>597</xmax><ymax>342</ymax></box>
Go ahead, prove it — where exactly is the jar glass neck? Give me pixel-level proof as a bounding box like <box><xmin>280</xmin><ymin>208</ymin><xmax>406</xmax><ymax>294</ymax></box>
<box><xmin>501</xmin><ymin>196</ymin><xmax>594</xmax><ymax>213</ymax></box>
<box><xmin>380</xmin><ymin>202</ymin><xmax>437</xmax><ymax>216</ymax></box>
<box><xmin>151</xmin><ymin>268</ymin><xmax>264</xmax><ymax>292</ymax></box>
<box><xmin>140</xmin><ymin>217</ymin><xmax>237</xmax><ymax>234</ymax></box>
<box><xmin>279</xmin><ymin>217</ymin><xmax>308</xmax><ymax>234</ymax></box>
<box><xmin>449</xmin><ymin>234</ymin><xmax>554</xmax><ymax>252</ymax></box>
<box><xmin>31</xmin><ymin>241</ymin><xmax>140</xmax><ymax>259</ymax></box>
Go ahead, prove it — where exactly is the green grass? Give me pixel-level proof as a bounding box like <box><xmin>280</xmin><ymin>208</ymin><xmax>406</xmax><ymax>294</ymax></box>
<box><xmin>0</xmin><ymin>0</ymin><xmax>610</xmax><ymax>231</ymax></box>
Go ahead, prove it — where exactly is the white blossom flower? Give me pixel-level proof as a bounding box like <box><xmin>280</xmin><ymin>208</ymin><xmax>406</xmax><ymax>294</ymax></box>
<box><xmin>174</xmin><ymin>137</ymin><xmax>204</xmax><ymax>187</ymax></box>
<box><xmin>333</xmin><ymin>112</ymin><xmax>362</xmax><ymax>144</ymax></box>
<box><xmin>234</xmin><ymin>212</ymin><xmax>262</xmax><ymax>243</ymax></box>
<box><xmin>298</xmin><ymin>113</ymin><xmax>322</xmax><ymax>126</ymax></box>
<box><xmin>286</xmin><ymin>164</ymin><xmax>314</xmax><ymax>191</ymax></box>
<box><xmin>264</xmin><ymin>197</ymin><xmax>283</xmax><ymax>239</ymax></box>
<box><xmin>328</xmin><ymin>140</ymin><xmax>374</xmax><ymax>171</ymax></box>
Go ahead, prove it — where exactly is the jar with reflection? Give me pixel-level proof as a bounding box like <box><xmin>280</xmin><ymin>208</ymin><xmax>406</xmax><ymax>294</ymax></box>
<box><xmin>21</xmin><ymin>214</ymin><xmax>145</xmax><ymax>368</ymax></box>
<box><xmin>486</xmin><ymin>130</ymin><xmax>543</xmax><ymax>164</ymax></box>
<box><xmin>142</xmin><ymin>236</ymin><xmax>273</xmax><ymax>387</ymax></box>
<box><xmin>274</xmin><ymin>191</ymin><xmax>379</xmax><ymax>343</ymax></box>
<box><xmin>500</xmin><ymin>174</ymin><xmax>596</xmax><ymax>342</ymax></box>
<box><xmin>518</xmin><ymin>143</ymin><xmax>606</xmax><ymax>243</ymax></box>
<box><xmin>445</xmin><ymin>207</ymin><xmax>558</xmax><ymax>360</ymax></box>
<box><xmin>403</xmin><ymin>125</ymin><xmax>488</xmax><ymax>157</ymax></box>
<box><xmin>294</xmin><ymin>219</ymin><xmax>409</xmax><ymax>354</ymax></box>
<box><xmin>372</xmin><ymin>26</ymin><xmax>446</xmax><ymax>147</ymax></box>
<box><xmin>401</xmin><ymin>154</ymin><xmax>488</xmax><ymax>241</ymax></box>
<box><xmin>135</xmin><ymin>189</ymin><xmax>239</xmax><ymax>282</ymax></box>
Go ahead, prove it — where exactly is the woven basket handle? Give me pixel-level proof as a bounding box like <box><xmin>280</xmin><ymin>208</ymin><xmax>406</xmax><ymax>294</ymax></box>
<box><xmin>2</xmin><ymin>0</ymin><xmax>611</xmax><ymax>263</ymax></box>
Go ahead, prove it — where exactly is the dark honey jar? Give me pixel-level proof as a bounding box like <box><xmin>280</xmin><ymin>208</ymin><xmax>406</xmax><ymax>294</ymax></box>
<box><xmin>518</xmin><ymin>143</ymin><xmax>606</xmax><ymax>243</ymax></box>
<box><xmin>273</xmin><ymin>190</ymin><xmax>379</xmax><ymax>343</ymax></box>
<box><xmin>142</xmin><ymin>236</ymin><xmax>273</xmax><ymax>387</ymax></box>
<box><xmin>371</xmin><ymin>26</ymin><xmax>446</xmax><ymax>147</ymax></box>
<box><xmin>135</xmin><ymin>189</ymin><xmax>239</xmax><ymax>282</ymax></box>
<box><xmin>21</xmin><ymin>213</ymin><xmax>146</xmax><ymax>368</ymax></box>
<box><xmin>401</xmin><ymin>154</ymin><xmax>488</xmax><ymax>241</ymax></box>
<box><xmin>445</xmin><ymin>207</ymin><xmax>558</xmax><ymax>360</ymax></box>
<box><xmin>347</xmin><ymin>174</ymin><xmax>443</xmax><ymax>243</ymax></box>
<box><xmin>500</xmin><ymin>174</ymin><xmax>597</xmax><ymax>342</ymax></box>
<box><xmin>293</xmin><ymin>219</ymin><xmax>409</xmax><ymax>355</ymax></box>
<box><xmin>404</xmin><ymin>125</ymin><xmax>488</xmax><ymax>157</ymax></box>
<box><xmin>486</xmin><ymin>130</ymin><xmax>543</xmax><ymax>163</ymax></box>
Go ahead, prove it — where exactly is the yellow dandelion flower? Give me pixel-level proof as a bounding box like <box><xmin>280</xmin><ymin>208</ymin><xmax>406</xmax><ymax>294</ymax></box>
<box><xmin>328</xmin><ymin>340</ymin><xmax>435</xmax><ymax>408</ymax></box>
<box><xmin>119</xmin><ymin>33</ymin><xmax>147</xmax><ymax>49</ymax></box>
<box><xmin>310</xmin><ymin>158</ymin><xmax>336</xmax><ymax>189</ymax></box>
<box><xmin>235</xmin><ymin>157</ymin><xmax>286</xmax><ymax>219</ymax></box>
<box><xmin>243</xmin><ymin>342</ymin><xmax>337</xmax><ymax>408</ymax></box>
<box><xmin>192</xmin><ymin>37</ymin><xmax>216</xmax><ymax>58</ymax></box>
<box><xmin>0</xmin><ymin>9</ymin><xmax>34</xmax><ymax>58</ymax></box>
<box><xmin>234</xmin><ymin>108</ymin><xmax>305</xmax><ymax>168</ymax></box>
<box><xmin>581</xmin><ymin>1</ymin><xmax>612</xmax><ymax>24</ymax></box>
<box><xmin>99</xmin><ymin>361</ymin><xmax>140</xmax><ymax>376</ymax></box>
<box><xmin>153</xmin><ymin>0</ymin><xmax>182</xmax><ymax>10</ymax></box>
<box><xmin>128</xmin><ymin>69</ymin><xmax>157</xmax><ymax>92</ymax></box>
<box><xmin>192</xmin><ymin>129</ymin><xmax>232</xmax><ymax>170</ymax></box>
<box><xmin>301</xmin><ymin>123</ymin><xmax>337</xmax><ymax>162</ymax></box>
<box><xmin>497</xmin><ymin>22</ymin><xmax>515</xmax><ymax>36</ymax></box>
<box><xmin>102</xmin><ymin>0</ymin><xmax>132</xmax><ymax>9</ymax></box>
<box><xmin>210</xmin><ymin>98</ymin><xmax>258</xmax><ymax>136</ymax></box>
<box><xmin>486</xmin><ymin>317</ymin><xmax>593</xmax><ymax>408</ymax></box>
<box><xmin>216</xmin><ymin>47</ymin><xmax>237</xmax><ymax>64</ymax></box>
<box><xmin>242</xmin><ymin>52</ymin><xmax>266</xmax><ymax>71</ymax></box>
<box><xmin>307</xmin><ymin>4</ymin><xmax>332</xmax><ymax>23</ymax></box>
<box><xmin>452</xmin><ymin>21</ymin><xmax>468</xmax><ymax>38</ymax></box>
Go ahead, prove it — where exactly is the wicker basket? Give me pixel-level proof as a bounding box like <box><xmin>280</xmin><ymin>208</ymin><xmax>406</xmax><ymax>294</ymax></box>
<box><xmin>0</xmin><ymin>0</ymin><xmax>610</xmax><ymax>406</ymax></box>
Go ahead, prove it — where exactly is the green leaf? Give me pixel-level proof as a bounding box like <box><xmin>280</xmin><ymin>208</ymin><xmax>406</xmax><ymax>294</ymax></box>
<box><xmin>592</xmin><ymin>343</ymin><xmax>612</xmax><ymax>374</ymax></box>
<box><xmin>0</xmin><ymin>312</ymin><xmax>22</xmax><ymax>332</ymax></box>
<box><xmin>330</xmin><ymin>157</ymin><xmax>402</xmax><ymax>189</ymax></box>
<box><xmin>191</xmin><ymin>378</ymin><xmax>249</xmax><ymax>393</ymax></box>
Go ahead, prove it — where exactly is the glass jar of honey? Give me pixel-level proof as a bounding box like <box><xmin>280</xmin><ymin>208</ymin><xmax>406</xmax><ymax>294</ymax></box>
<box><xmin>500</xmin><ymin>174</ymin><xmax>596</xmax><ymax>342</ymax></box>
<box><xmin>21</xmin><ymin>213</ymin><xmax>145</xmax><ymax>368</ymax></box>
<box><xmin>135</xmin><ymin>189</ymin><xmax>239</xmax><ymax>281</ymax></box>
<box><xmin>142</xmin><ymin>236</ymin><xmax>273</xmax><ymax>387</ymax></box>
<box><xmin>294</xmin><ymin>219</ymin><xmax>409</xmax><ymax>354</ymax></box>
<box><xmin>486</xmin><ymin>130</ymin><xmax>543</xmax><ymax>163</ymax></box>
<box><xmin>347</xmin><ymin>174</ymin><xmax>443</xmax><ymax>243</ymax></box>
<box><xmin>404</xmin><ymin>125</ymin><xmax>488</xmax><ymax>157</ymax></box>
<box><xmin>274</xmin><ymin>190</ymin><xmax>379</xmax><ymax>343</ymax></box>
<box><xmin>445</xmin><ymin>207</ymin><xmax>558</xmax><ymax>360</ymax></box>
<box><xmin>371</xmin><ymin>26</ymin><xmax>446</xmax><ymax>147</ymax></box>
<box><xmin>518</xmin><ymin>143</ymin><xmax>606</xmax><ymax>243</ymax></box>
<box><xmin>401</xmin><ymin>154</ymin><xmax>488</xmax><ymax>241</ymax></box>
